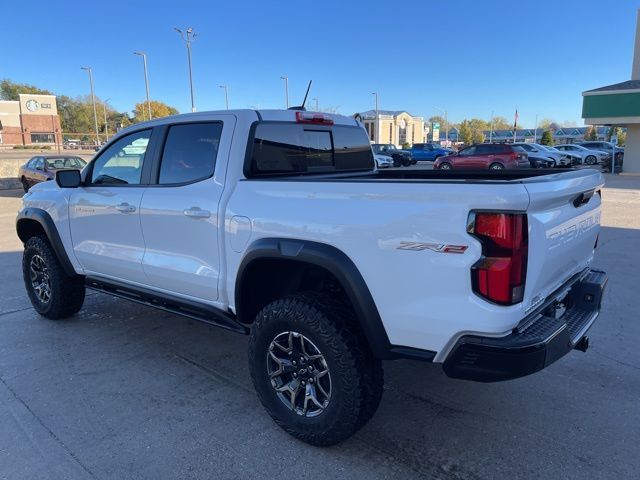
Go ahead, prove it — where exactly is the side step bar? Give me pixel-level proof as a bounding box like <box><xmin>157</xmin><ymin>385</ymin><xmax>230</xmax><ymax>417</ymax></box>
<box><xmin>85</xmin><ymin>276</ymin><xmax>248</xmax><ymax>335</ymax></box>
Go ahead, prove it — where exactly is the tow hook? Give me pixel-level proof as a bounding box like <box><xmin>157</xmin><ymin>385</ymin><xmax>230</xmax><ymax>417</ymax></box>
<box><xmin>574</xmin><ymin>336</ymin><xmax>589</xmax><ymax>352</ymax></box>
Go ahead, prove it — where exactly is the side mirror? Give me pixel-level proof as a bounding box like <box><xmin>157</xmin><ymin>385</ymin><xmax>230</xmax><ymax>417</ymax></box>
<box><xmin>56</xmin><ymin>169</ymin><xmax>82</xmax><ymax>188</ymax></box>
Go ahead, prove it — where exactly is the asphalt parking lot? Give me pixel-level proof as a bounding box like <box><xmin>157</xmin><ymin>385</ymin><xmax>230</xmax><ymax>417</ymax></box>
<box><xmin>1</xmin><ymin>174</ymin><xmax>639</xmax><ymax>480</ymax></box>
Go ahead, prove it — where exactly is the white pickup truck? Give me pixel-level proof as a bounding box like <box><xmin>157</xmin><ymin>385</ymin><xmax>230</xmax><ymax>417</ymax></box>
<box><xmin>17</xmin><ymin>109</ymin><xmax>607</xmax><ymax>446</ymax></box>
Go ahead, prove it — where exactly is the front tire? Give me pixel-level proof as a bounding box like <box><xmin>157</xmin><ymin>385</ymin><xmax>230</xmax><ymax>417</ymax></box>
<box><xmin>438</xmin><ymin>161</ymin><xmax>452</xmax><ymax>170</ymax></box>
<box><xmin>248</xmin><ymin>292</ymin><xmax>383</xmax><ymax>446</ymax></box>
<box><xmin>22</xmin><ymin>236</ymin><xmax>85</xmax><ymax>319</ymax></box>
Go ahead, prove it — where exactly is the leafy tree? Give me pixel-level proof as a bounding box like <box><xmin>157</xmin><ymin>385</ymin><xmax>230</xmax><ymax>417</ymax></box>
<box><xmin>0</xmin><ymin>79</ymin><xmax>53</xmax><ymax>100</ymax></box>
<box><xmin>585</xmin><ymin>126</ymin><xmax>598</xmax><ymax>140</ymax></box>
<box><xmin>459</xmin><ymin>120</ymin><xmax>473</xmax><ymax>145</ymax></box>
<box><xmin>132</xmin><ymin>100</ymin><xmax>179</xmax><ymax>122</ymax></box>
<box><xmin>618</xmin><ymin>129</ymin><xmax>627</xmax><ymax>146</ymax></box>
<box><xmin>540</xmin><ymin>129</ymin><xmax>554</xmax><ymax>145</ymax></box>
<box><xmin>538</xmin><ymin>118</ymin><xmax>555</xmax><ymax>130</ymax></box>
<box><xmin>490</xmin><ymin>116</ymin><xmax>512</xmax><ymax>130</ymax></box>
<box><xmin>471</xmin><ymin>129</ymin><xmax>485</xmax><ymax>144</ymax></box>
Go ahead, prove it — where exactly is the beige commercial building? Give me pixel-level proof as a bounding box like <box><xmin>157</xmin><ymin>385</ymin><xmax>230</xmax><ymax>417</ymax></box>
<box><xmin>355</xmin><ymin>110</ymin><xmax>426</xmax><ymax>146</ymax></box>
<box><xmin>0</xmin><ymin>94</ymin><xmax>62</xmax><ymax>146</ymax></box>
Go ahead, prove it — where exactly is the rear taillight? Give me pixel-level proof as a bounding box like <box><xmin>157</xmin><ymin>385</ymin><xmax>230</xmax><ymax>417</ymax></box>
<box><xmin>295</xmin><ymin>111</ymin><xmax>334</xmax><ymax>125</ymax></box>
<box><xmin>468</xmin><ymin>212</ymin><xmax>528</xmax><ymax>305</ymax></box>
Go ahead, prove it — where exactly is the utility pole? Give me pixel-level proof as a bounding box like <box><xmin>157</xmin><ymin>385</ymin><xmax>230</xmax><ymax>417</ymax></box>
<box><xmin>134</xmin><ymin>51</ymin><xmax>152</xmax><ymax>120</ymax></box>
<box><xmin>174</xmin><ymin>27</ymin><xmax>197</xmax><ymax>112</ymax></box>
<box><xmin>219</xmin><ymin>85</ymin><xmax>229</xmax><ymax>110</ymax></box>
<box><xmin>534</xmin><ymin>114</ymin><xmax>538</xmax><ymax>142</ymax></box>
<box><xmin>372</xmin><ymin>92</ymin><xmax>379</xmax><ymax>144</ymax></box>
<box><xmin>103</xmin><ymin>97</ymin><xmax>110</xmax><ymax>141</ymax></box>
<box><xmin>81</xmin><ymin>66</ymin><xmax>100</xmax><ymax>145</ymax></box>
<box><xmin>280</xmin><ymin>76</ymin><xmax>289</xmax><ymax>108</ymax></box>
<box><xmin>489</xmin><ymin>110</ymin><xmax>494</xmax><ymax>142</ymax></box>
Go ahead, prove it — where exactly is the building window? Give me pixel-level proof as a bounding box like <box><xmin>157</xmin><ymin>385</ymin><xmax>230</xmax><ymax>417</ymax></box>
<box><xmin>30</xmin><ymin>133</ymin><xmax>55</xmax><ymax>143</ymax></box>
<box><xmin>398</xmin><ymin>125</ymin><xmax>406</xmax><ymax>145</ymax></box>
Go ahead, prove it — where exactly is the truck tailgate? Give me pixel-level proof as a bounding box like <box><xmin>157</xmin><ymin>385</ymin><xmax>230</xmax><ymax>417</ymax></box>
<box><xmin>522</xmin><ymin>169</ymin><xmax>604</xmax><ymax>312</ymax></box>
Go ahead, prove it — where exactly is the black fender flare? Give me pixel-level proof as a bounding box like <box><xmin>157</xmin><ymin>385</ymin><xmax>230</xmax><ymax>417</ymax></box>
<box><xmin>235</xmin><ymin>238</ymin><xmax>395</xmax><ymax>359</ymax></box>
<box><xmin>16</xmin><ymin>208</ymin><xmax>77</xmax><ymax>277</ymax></box>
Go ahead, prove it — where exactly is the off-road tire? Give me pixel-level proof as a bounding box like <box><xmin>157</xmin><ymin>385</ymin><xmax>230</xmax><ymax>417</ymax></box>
<box><xmin>22</xmin><ymin>236</ymin><xmax>85</xmax><ymax>319</ymax></box>
<box><xmin>248</xmin><ymin>292</ymin><xmax>383</xmax><ymax>446</ymax></box>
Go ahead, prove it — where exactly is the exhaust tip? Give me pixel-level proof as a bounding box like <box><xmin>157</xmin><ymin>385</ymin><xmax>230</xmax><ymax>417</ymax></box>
<box><xmin>574</xmin><ymin>336</ymin><xmax>589</xmax><ymax>353</ymax></box>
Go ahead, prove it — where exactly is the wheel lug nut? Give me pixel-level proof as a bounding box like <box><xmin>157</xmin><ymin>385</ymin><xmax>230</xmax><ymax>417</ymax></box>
<box><xmin>292</xmin><ymin>361</ymin><xmax>297</xmax><ymax>366</ymax></box>
<box><xmin>293</xmin><ymin>372</ymin><xmax>297</xmax><ymax>377</ymax></box>
<box><xmin>301</xmin><ymin>381</ymin><xmax>305</xmax><ymax>386</ymax></box>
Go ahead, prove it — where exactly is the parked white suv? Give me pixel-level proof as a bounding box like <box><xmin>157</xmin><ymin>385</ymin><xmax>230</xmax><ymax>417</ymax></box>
<box><xmin>17</xmin><ymin>109</ymin><xmax>607</xmax><ymax>445</ymax></box>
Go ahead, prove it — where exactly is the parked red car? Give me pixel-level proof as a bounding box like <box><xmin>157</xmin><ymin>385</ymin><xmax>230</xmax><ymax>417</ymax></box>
<box><xmin>434</xmin><ymin>143</ymin><xmax>529</xmax><ymax>170</ymax></box>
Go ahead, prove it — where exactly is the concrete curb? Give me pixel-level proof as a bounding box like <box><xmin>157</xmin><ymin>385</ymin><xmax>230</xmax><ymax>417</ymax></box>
<box><xmin>0</xmin><ymin>178</ymin><xmax>21</xmax><ymax>190</ymax></box>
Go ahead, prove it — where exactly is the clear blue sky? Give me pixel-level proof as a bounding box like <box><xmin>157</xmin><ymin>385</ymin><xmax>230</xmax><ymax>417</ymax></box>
<box><xmin>2</xmin><ymin>0</ymin><xmax>638</xmax><ymax>127</ymax></box>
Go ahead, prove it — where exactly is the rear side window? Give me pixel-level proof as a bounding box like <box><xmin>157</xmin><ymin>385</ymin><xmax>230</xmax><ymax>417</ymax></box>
<box><xmin>159</xmin><ymin>122</ymin><xmax>222</xmax><ymax>185</ymax></box>
<box><xmin>250</xmin><ymin>123</ymin><xmax>373</xmax><ymax>175</ymax></box>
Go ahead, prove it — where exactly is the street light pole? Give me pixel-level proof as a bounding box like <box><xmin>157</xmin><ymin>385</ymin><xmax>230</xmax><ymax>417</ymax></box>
<box><xmin>312</xmin><ymin>97</ymin><xmax>319</xmax><ymax>111</ymax></box>
<box><xmin>175</xmin><ymin>27</ymin><xmax>197</xmax><ymax>112</ymax></box>
<box><xmin>489</xmin><ymin>110</ymin><xmax>494</xmax><ymax>142</ymax></box>
<box><xmin>103</xmin><ymin>97</ymin><xmax>110</xmax><ymax>141</ymax></box>
<box><xmin>372</xmin><ymin>92</ymin><xmax>379</xmax><ymax>144</ymax></box>
<box><xmin>134</xmin><ymin>51</ymin><xmax>152</xmax><ymax>120</ymax></box>
<box><xmin>280</xmin><ymin>76</ymin><xmax>289</xmax><ymax>108</ymax></box>
<box><xmin>81</xmin><ymin>66</ymin><xmax>100</xmax><ymax>146</ymax></box>
<box><xmin>534</xmin><ymin>114</ymin><xmax>538</xmax><ymax>142</ymax></box>
<box><xmin>219</xmin><ymin>85</ymin><xmax>229</xmax><ymax>110</ymax></box>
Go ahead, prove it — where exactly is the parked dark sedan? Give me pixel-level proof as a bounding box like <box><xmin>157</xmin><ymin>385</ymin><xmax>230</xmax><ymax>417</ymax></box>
<box><xmin>19</xmin><ymin>155</ymin><xmax>87</xmax><ymax>191</ymax></box>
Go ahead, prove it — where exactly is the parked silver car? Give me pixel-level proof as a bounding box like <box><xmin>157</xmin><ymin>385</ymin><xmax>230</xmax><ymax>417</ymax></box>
<box><xmin>374</xmin><ymin>154</ymin><xmax>394</xmax><ymax>169</ymax></box>
<box><xmin>554</xmin><ymin>144</ymin><xmax>608</xmax><ymax>165</ymax></box>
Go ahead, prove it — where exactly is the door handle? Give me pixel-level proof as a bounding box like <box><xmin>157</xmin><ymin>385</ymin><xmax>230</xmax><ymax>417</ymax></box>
<box><xmin>183</xmin><ymin>207</ymin><xmax>211</xmax><ymax>219</ymax></box>
<box><xmin>115</xmin><ymin>203</ymin><xmax>136</xmax><ymax>213</ymax></box>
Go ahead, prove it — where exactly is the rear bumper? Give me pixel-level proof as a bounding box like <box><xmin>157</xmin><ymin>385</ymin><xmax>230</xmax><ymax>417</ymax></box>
<box><xmin>443</xmin><ymin>269</ymin><xmax>607</xmax><ymax>382</ymax></box>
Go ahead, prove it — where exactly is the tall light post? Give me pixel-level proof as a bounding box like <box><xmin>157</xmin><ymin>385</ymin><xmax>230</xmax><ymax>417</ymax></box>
<box><xmin>133</xmin><ymin>51</ymin><xmax>152</xmax><ymax>120</ymax></box>
<box><xmin>81</xmin><ymin>66</ymin><xmax>100</xmax><ymax>146</ymax></box>
<box><xmin>174</xmin><ymin>27</ymin><xmax>197</xmax><ymax>112</ymax></box>
<box><xmin>103</xmin><ymin>97</ymin><xmax>110</xmax><ymax>141</ymax></box>
<box><xmin>434</xmin><ymin>106</ymin><xmax>448</xmax><ymax>144</ymax></box>
<box><xmin>534</xmin><ymin>114</ymin><xmax>539</xmax><ymax>142</ymax></box>
<box><xmin>219</xmin><ymin>85</ymin><xmax>229</xmax><ymax>110</ymax></box>
<box><xmin>312</xmin><ymin>97</ymin><xmax>319</xmax><ymax>111</ymax></box>
<box><xmin>489</xmin><ymin>110</ymin><xmax>494</xmax><ymax>142</ymax></box>
<box><xmin>372</xmin><ymin>92</ymin><xmax>379</xmax><ymax>143</ymax></box>
<box><xmin>280</xmin><ymin>76</ymin><xmax>289</xmax><ymax>108</ymax></box>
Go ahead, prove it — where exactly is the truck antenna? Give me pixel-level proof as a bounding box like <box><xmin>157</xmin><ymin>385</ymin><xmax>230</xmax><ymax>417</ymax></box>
<box><xmin>288</xmin><ymin>80</ymin><xmax>313</xmax><ymax>111</ymax></box>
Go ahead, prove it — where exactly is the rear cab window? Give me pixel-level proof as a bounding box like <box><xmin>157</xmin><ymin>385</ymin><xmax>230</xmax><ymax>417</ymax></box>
<box><xmin>158</xmin><ymin>122</ymin><xmax>222</xmax><ymax>185</ymax></box>
<box><xmin>248</xmin><ymin>122</ymin><xmax>374</xmax><ymax>176</ymax></box>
